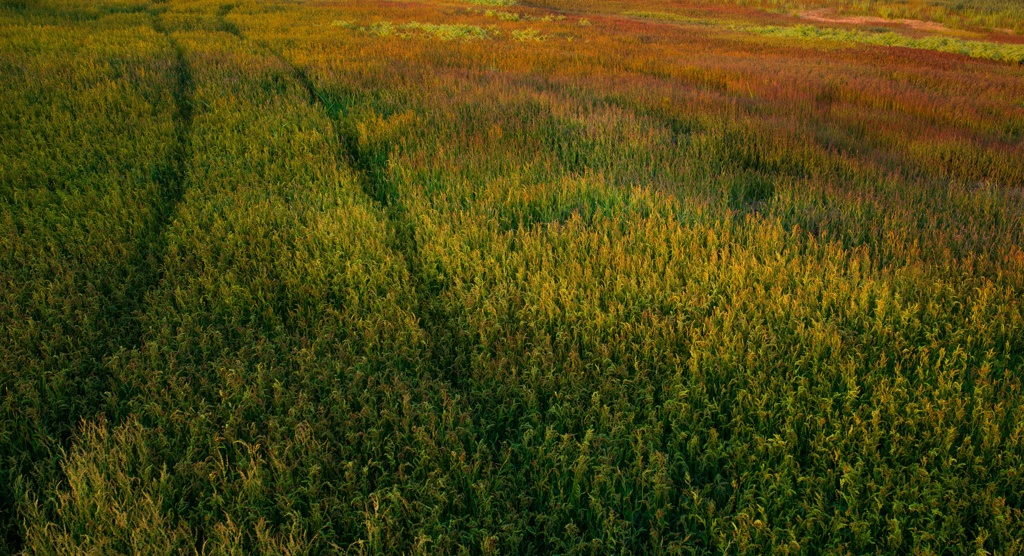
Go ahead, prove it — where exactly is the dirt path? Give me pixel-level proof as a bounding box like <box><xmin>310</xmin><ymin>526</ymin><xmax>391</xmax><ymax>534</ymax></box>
<box><xmin>798</xmin><ymin>8</ymin><xmax>948</xmax><ymax>32</ymax></box>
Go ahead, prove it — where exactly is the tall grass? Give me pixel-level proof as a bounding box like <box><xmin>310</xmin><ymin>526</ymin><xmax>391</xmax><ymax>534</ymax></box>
<box><xmin>0</xmin><ymin>2</ymin><xmax>179</xmax><ymax>550</ymax></box>
<box><xmin>4</xmin><ymin>0</ymin><xmax>1024</xmax><ymax>553</ymax></box>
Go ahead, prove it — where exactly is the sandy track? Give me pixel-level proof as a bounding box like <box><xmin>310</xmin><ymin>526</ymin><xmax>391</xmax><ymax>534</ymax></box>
<box><xmin>799</xmin><ymin>8</ymin><xmax>948</xmax><ymax>32</ymax></box>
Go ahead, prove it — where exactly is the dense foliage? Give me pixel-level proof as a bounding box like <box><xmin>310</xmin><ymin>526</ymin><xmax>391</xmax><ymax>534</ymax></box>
<box><xmin>2</xmin><ymin>0</ymin><xmax>1023</xmax><ymax>553</ymax></box>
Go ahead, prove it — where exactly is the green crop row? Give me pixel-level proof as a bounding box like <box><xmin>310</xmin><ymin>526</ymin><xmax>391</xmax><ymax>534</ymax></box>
<box><xmin>0</xmin><ymin>2</ymin><xmax>178</xmax><ymax>549</ymax></box>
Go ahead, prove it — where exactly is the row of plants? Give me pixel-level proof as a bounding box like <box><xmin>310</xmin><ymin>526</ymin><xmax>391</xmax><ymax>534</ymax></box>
<box><xmin>0</xmin><ymin>1</ymin><xmax>178</xmax><ymax>549</ymax></box>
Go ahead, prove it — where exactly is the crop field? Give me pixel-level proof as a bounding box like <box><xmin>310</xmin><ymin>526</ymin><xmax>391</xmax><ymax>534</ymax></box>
<box><xmin>1</xmin><ymin>0</ymin><xmax>1023</xmax><ymax>553</ymax></box>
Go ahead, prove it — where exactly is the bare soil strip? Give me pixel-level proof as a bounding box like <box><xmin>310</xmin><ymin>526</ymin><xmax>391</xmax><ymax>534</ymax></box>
<box><xmin>799</xmin><ymin>8</ymin><xmax>948</xmax><ymax>32</ymax></box>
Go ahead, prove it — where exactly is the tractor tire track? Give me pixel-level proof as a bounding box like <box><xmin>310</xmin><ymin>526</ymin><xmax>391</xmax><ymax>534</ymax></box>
<box><xmin>218</xmin><ymin>8</ymin><xmax>469</xmax><ymax>390</ymax></box>
<box><xmin>0</xmin><ymin>11</ymin><xmax>195</xmax><ymax>554</ymax></box>
<box><xmin>115</xmin><ymin>10</ymin><xmax>195</xmax><ymax>353</ymax></box>
<box><xmin>283</xmin><ymin>57</ymin><xmax>468</xmax><ymax>389</ymax></box>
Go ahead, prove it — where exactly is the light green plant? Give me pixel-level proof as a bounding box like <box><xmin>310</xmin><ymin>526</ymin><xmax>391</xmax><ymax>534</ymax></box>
<box><xmin>512</xmin><ymin>27</ymin><xmax>544</xmax><ymax>41</ymax></box>
<box><xmin>370</xmin><ymin>20</ymin><xmax>492</xmax><ymax>40</ymax></box>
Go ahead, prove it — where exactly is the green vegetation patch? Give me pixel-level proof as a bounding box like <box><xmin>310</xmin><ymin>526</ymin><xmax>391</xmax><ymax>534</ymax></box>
<box><xmin>462</xmin><ymin>0</ymin><xmax>516</xmax><ymax>6</ymax></box>
<box><xmin>0</xmin><ymin>4</ymin><xmax>181</xmax><ymax>549</ymax></box>
<box><xmin>368</xmin><ymin>20</ymin><xmax>493</xmax><ymax>40</ymax></box>
<box><xmin>483</xmin><ymin>8</ymin><xmax>520</xmax><ymax>21</ymax></box>
<box><xmin>511</xmin><ymin>27</ymin><xmax>544</xmax><ymax>41</ymax></box>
